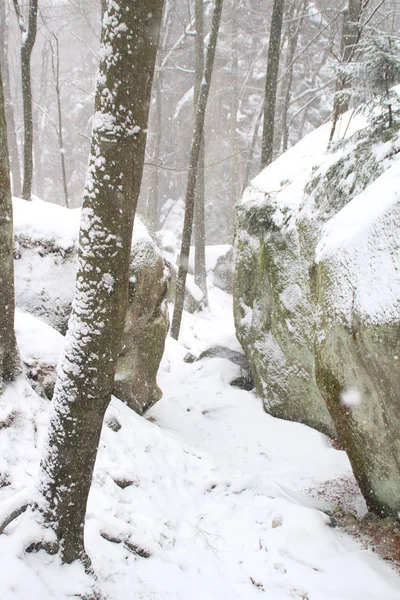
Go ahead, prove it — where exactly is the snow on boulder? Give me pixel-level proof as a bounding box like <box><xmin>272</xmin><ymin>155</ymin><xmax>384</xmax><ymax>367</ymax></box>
<box><xmin>13</xmin><ymin>198</ymin><xmax>170</xmax><ymax>415</ymax></box>
<box><xmin>315</xmin><ymin>159</ymin><xmax>400</xmax><ymax>517</ymax></box>
<box><xmin>234</xmin><ymin>102</ymin><xmax>400</xmax><ymax>516</ymax></box>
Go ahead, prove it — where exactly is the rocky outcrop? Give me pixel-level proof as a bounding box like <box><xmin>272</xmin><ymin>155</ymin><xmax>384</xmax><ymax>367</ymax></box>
<box><xmin>234</xmin><ymin>111</ymin><xmax>400</xmax><ymax>516</ymax></box>
<box><xmin>113</xmin><ymin>236</ymin><xmax>170</xmax><ymax>414</ymax></box>
<box><xmin>315</xmin><ymin>161</ymin><xmax>400</xmax><ymax>517</ymax></box>
<box><xmin>13</xmin><ymin>198</ymin><xmax>170</xmax><ymax>414</ymax></box>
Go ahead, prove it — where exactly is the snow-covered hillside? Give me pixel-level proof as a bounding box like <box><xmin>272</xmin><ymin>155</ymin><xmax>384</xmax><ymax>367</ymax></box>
<box><xmin>1</xmin><ymin>282</ymin><xmax>399</xmax><ymax>599</ymax></box>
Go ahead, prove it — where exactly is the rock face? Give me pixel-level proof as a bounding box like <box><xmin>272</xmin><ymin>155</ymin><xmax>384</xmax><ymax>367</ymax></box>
<box><xmin>13</xmin><ymin>198</ymin><xmax>170</xmax><ymax>415</ymax></box>
<box><xmin>234</xmin><ymin>111</ymin><xmax>400</xmax><ymax>516</ymax></box>
<box><xmin>315</xmin><ymin>160</ymin><xmax>400</xmax><ymax>517</ymax></box>
<box><xmin>113</xmin><ymin>236</ymin><xmax>170</xmax><ymax>414</ymax></box>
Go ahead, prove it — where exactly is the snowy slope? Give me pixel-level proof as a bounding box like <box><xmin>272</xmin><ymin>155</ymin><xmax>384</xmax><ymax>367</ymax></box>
<box><xmin>0</xmin><ymin>285</ymin><xmax>399</xmax><ymax>599</ymax></box>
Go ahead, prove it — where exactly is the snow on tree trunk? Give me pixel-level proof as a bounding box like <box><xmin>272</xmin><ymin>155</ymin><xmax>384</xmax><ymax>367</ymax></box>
<box><xmin>0</xmin><ymin>68</ymin><xmax>21</xmax><ymax>389</ymax></box>
<box><xmin>37</xmin><ymin>0</ymin><xmax>164</xmax><ymax>565</ymax></box>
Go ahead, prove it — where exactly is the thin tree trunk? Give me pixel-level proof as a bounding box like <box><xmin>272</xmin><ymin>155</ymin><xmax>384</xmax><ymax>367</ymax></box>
<box><xmin>276</xmin><ymin>0</ymin><xmax>308</xmax><ymax>153</ymax></box>
<box><xmin>0</xmin><ymin>68</ymin><xmax>21</xmax><ymax>389</ymax></box>
<box><xmin>228</xmin><ymin>7</ymin><xmax>239</xmax><ymax>237</ymax></box>
<box><xmin>171</xmin><ymin>0</ymin><xmax>224</xmax><ymax>340</ymax></box>
<box><xmin>33</xmin><ymin>40</ymin><xmax>50</xmax><ymax>199</ymax></box>
<box><xmin>146</xmin><ymin>0</ymin><xmax>173</xmax><ymax>228</ymax></box>
<box><xmin>50</xmin><ymin>35</ymin><xmax>69</xmax><ymax>208</ymax></box>
<box><xmin>0</xmin><ymin>3</ymin><xmax>21</xmax><ymax>197</ymax></box>
<box><xmin>147</xmin><ymin>71</ymin><xmax>162</xmax><ymax>227</ymax></box>
<box><xmin>242</xmin><ymin>99</ymin><xmax>264</xmax><ymax>195</ymax></box>
<box><xmin>37</xmin><ymin>0</ymin><xmax>164</xmax><ymax>566</ymax></box>
<box><xmin>194</xmin><ymin>0</ymin><xmax>208</xmax><ymax>304</ymax></box>
<box><xmin>12</xmin><ymin>0</ymin><xmax>38</xmax><ymax>200</ymax></box>
<box><xmin>329</xmin><ymin>0</ymin><xmax>362</xmax><ymax>141</ymax></box>
<box><xmin>261</xmin><ymin>0</ymin><xmax>285</xmax><ymax>168</ymax></box>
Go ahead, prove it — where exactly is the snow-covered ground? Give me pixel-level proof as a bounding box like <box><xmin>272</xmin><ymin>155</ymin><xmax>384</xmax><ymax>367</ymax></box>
<box><xmin>1</xmin><ymin>285</ymin><xmax>399</xmax><ymax>599</ymax></box>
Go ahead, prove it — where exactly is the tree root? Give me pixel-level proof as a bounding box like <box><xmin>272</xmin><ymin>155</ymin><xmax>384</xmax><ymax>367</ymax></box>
<box><xmin>0</xmin><ymin>490</ymin><xmax>30</xmax><ymax>534</ymax></box>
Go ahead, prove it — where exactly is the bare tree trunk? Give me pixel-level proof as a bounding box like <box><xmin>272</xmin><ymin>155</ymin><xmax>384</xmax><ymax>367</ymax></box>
<box><xmin>194</xmin><ymin>0</ymin><xmax>208</xmax><ymax>304</ymax></box>
<box><xmin>12</xmin><ymin>0</ymin><xmax>38</xmax><ymax>200</ymax></box>
<box><xmin>261</xmin><ymin>0</ymin><xmax>285</xmax><ymax>168</ymax></box>
<box><xmin>276</xmin><ymin>0</ymin><xmax>308</xmax><ymax>153</ymax></box>
<box><xmin>33</xmin><ymin>40</ymin><xmax>50</xmax><ymax>199</ymax></box>
<box><xmin>147</xmin><ymin>71</ymin><xmax>162</xmax><ymax>227</ymax></box>
<box><xmin>0</xmin><ymin>68</ymin><xmax>21</xmax><ymax>390</ymax></box>
<box><xmin>36</xmin><ymin>0</ymin><xmax>164</xmax><ymax>566</ymax></box>
<box><xmin>50</xmin><ymin>34</ymin><xmax>69</xmax><ymax>208</ymax></box>
<box><xmin>329</xmin><ymin>0</ymin><xmax>362</xmax><ymax>141</ymax></box>
<box><xmin>0</xmin><ymin>3</ymin><xmax>22</xmax><ymax>197</ymax></box>
<box><xmin>171</xmin><ymin>0</ymin><xmax>224</xmax><ymax>340</ymax></box>
<box><xmin>228</xmin><ymin>7</ymin><xmax>239</xmax><ymax>237</ymax></box>
<box><xmin>242</xmin><ymin>99</ymin><xmax>264</xmax><ymax>195</ymax></box>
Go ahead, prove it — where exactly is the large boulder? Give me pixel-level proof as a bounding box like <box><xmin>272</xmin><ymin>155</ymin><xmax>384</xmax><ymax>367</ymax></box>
<box><xmin>13</xmin><ymin>197</ymin><xmax>170</xmax><ymax>415</ymax></box>
<box><xmin>234</xmin><ymin>108</ymin><xmax>400</xmax><ymax>516</ymax></box>
<box><xmin>315</xmin><ymin>161</ymin><xmax>400</xmax><ymax>517</ymax></box>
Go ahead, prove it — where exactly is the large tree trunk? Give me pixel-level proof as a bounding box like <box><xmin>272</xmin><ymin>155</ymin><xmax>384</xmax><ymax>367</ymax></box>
<box><xmin>329</xmin><ymin>0</ymin><xmax>362</xmax><ymax>141</ymax></box>
<box><xmin>0</xmin><ymin>68</ymin><xmax>21</xmax><ymax>389</ymax></box>
<box><xmin>12</xmin><ymin>0</ymin><xmax>38</xmax><ymax>200</ymax></box>
<box><xmin>170</xmin><ymin>0</ymin><xmax>224</xmax><ymax>340</ymax></box>
<box><xmin>261</xmin><ymin>0</ymin><xmax>285</xmax><ymax>168</ymax></box>
<box><xmin>37</xmin><ymin>0</ymin><xmax>164</xmax><ymax>566</ymax></box>
<box><xmin>0</xmin><ymin>3</ymin><xmax>22</xmax><ymax>197</ymax></box>
<box><xmin>193</xmin><ymin>0</ymin><xmax>208</xmax><ymax>304</ymax></box>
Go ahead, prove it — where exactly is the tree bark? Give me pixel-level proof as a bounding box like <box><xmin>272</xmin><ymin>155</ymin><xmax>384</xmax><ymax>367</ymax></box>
<box><xmin>0</xmin><ymin>68</ymin><xmax>21</xmax><ymax>389</ymax></box>
<box><xmin>37</xmin><ymin>0</ymin><xmax>164</xmax><ymax>566</ymax></box>
<box><xmin>193</xmin><ymin>0</ymin><xmax>208</xmax><ymax>304</ymax></box>
<box><xmin>261</xmin><ymin>0</ymin><xmax>285</xmax><ymax>168</ymax></box>
<box><xmin>227</xmin><ymin>7</ymin><xmax>239</xmax><ymax>237</ymax></box>
<box><xmin>170</xmin><ymin>0</ymin><xmax>224</xmax><ymax>340</ymax></box>
<box><xmin>50</xmin><ymin>34</ymin><xmax>69</xmax><ymax>207</ymax></box>
<box><xmin>147</xmin><ymin>71</ymin><xmax>162</xmax><ymax>227</ymax></box>
<box><xmin>276</xmin><ymin>0</ymin><xmax>308</xmax><ymax>153</ymax></box>
<box><xmin>0</xmin><ymin>3</ymin><xmax>22</xmax><ymax>197</ymax></box>
<box><xmin>329</xmin><ymin>0</ymin><xmax>362</xmax><ymax>141</ymax></box>
<box><xmin>12</xmin><ymin>0</ymin><xmax>38</xmax><ymax>200</ymax></box>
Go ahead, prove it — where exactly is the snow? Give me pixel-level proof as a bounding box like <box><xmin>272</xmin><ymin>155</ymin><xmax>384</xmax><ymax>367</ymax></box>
<box><xmin>316</xmin><ymin>157</ymin><xmax>400</xmax><ymax>325</ymax></box>
<box><xmin>12</xmin><ymin>197</ymin><xmax>152</xmax><ymax>252</ymax></box>
<box><xmin>188</xmin><ymin>244</ymin><xmax>232</xmax><ymax>273</ymax></box>
<box><xmin>340</xmin><ymin>388</ymin><xmax>362</xmax><ymax>408</ymax></box>
<box><xmin>245</xmin><ymin>110</ymin><xmax>368</xmax><ymax>214</ymax></box>
<box><xmin>1</xmin><ymin>284</ymin><xmax>399</xmax><ymax>599</ymax></box>
<box><xmin>15</xmin><ymin>310</ymin><xmax>64</xmax><ymax>366</ymax></box>
<box><xmin>13</xmin><ymin>196</ymin><xmax>80</xmax><ymax>251</ymax></box>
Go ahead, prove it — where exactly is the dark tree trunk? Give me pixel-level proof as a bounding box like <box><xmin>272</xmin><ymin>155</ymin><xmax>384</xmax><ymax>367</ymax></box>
<box><xmin>261</xmin><ymin>0</ymin><xmax>285</xmax><ymax>168</ymax></box>
<box><xmin>37</xmin><ymin>0</ymin><xmax>164</xmax><ymax>566</ymax></box>
<box><xmin>0</xmin><ymin>68</ymin><xmax>21</xmax><ymax>389</ymax></box>
<box><xmin>329</xmin><ymin>0</ymin><xmax>362</xmax><ymax>141</ymax></box>
<box><xmin>12</xmin><ymin>0</ymin><xmax>38</xmax><ymax>200</ymax></box>
<box><xmin>170</xmin><ymin>0</ymin><xmax>224</xmax><ymax>340</ymax></box>
<box><xmin>193</xmin><ymin>0</ymin><xmax>208</xmax><ymax>304</ymax></box>
<box><xmin>0</xmin><ymin>3</ymin><xmax>22</xmax><ymax>197</ymax></box>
